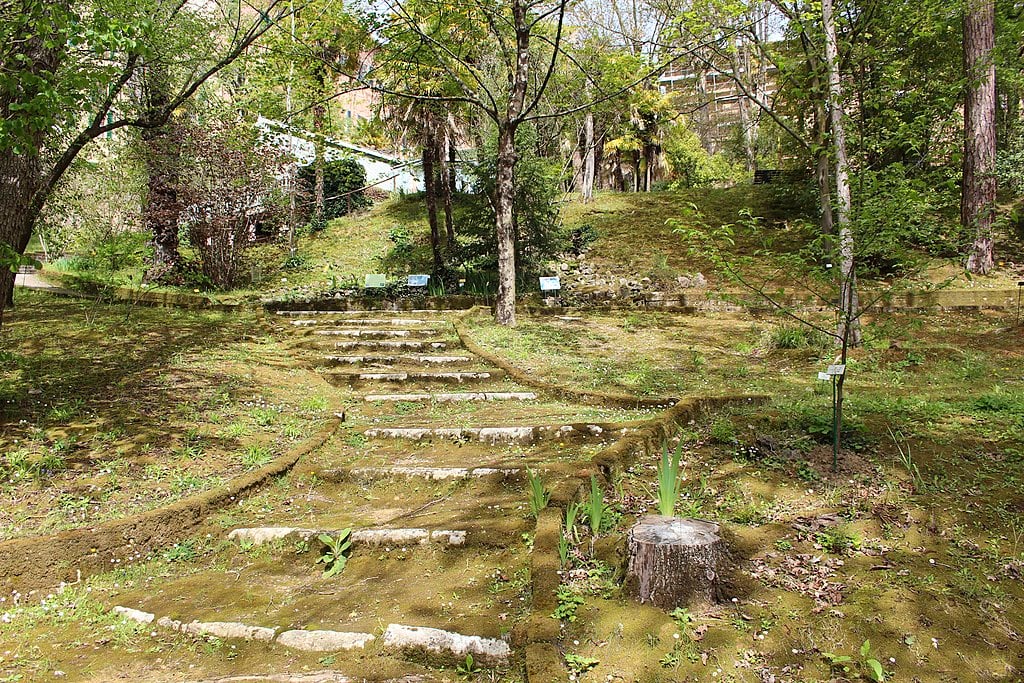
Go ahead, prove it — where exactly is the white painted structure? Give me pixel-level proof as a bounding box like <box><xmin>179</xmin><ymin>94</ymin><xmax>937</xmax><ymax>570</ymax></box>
<box><xmin>256</xmin><ymin>116</ymin><xmax>424</xmax><ymax>193</ymax></box>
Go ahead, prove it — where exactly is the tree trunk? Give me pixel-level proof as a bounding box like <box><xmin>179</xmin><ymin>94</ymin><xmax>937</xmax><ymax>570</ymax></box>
<box><xmin>142</xmin><ymin>121</ymin><xmax>185</xmax><ymax>276</ymax></box>
<box><xmin>625</xmin><ymin>516</ymin><xmax>729</xmax><ymax>609</ymax></box>
<box><xmin>823</xmin><ymin>0</ymin><xmax>861</xmax><ymax>346</ymax></box>
<box><xmin>963</xmin><ymin>0</ymin><xmax>997</xmax><ymax>275</ymax></box>
<box><xmin>312</xmin><ymin>96</ymin><xmax>327</xmax><ymax>226</ymax></box>
<box><xmin>422</xmin><ymin>120</ymin><xmax>443</xmax><ymax>280</ymax></box>
<box><xmin>0</xmin><ymin>157</ymin><xmax>41</xmax><ymax>319</ymax></box>
<box><xmin>494</xmin><ymin>124</ymin><xmax>519</xmax><ymax>326</ymax></box>
<box><xmin>581</xmin><ymin>112</ymin><xmax>596</xmax><ymax>202</ymax></box>
<box><xmin>438</xmin><ymin>127</ymin><xmax>455</xmax><ymax>248</ymax></box>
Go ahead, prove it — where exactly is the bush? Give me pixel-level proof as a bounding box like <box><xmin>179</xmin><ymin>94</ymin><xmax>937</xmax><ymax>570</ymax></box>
<box><xmin>663</xmin><ymin>123</ymin><xmax>744</xmax><ymax>188</ymax></box>
<box><xmin>297</xmin><ymin>157</ymin><xmax>370</xmax><ymax>222</ymax></box>
<box><xmin>178</xmin><ymin>122</ymin><xmax>289</xmax><ymax>289</ymax></box>
<box><xmin>851</xmin><ymin>165</ymin><xmax>964</xmax><ymax>276</ymax></box>
<box><xmin>456</xmin><ymin>126</ymin><xmax>566</xmax><ymax>289</ymax></box>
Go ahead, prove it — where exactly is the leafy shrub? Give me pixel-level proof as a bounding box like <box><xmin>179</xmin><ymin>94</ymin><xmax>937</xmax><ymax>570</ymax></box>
<box><xmin>663</xmin><ymin>123</ymin><xmax>744</xmax><ymax>188</ymax></box>
<box><xmin>770</xmin><ymin>324</ymin><xmax>827</xmax><ymax>350</ymax></box>
<box><xmin>298</xmin><ymin>157</ymin><xmax>370</xmax><ymax>222</ymax></box>
<box><xmin>456</xmin><ymin>126</ymin><xmax>566</xmax><ymax>289</ymax></box>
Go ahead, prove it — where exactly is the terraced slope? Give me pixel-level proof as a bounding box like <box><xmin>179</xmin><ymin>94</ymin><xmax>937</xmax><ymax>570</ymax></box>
<box><xmin>90</xmin><ymin>309</ymin><xmax>642</xmax><ymax>682</ymax></box>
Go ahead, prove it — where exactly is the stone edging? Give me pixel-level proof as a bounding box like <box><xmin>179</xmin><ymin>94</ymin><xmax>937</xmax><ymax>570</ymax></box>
<box><xmin>523</xmin><ymin>394</ymin><xmax>767</xmax><ymax>681</ymax></box>
<box><xmin>23</xmin><ymin>270</ymin><xmax>245</xmax><ymax>311</ymax></box>
<box><xmin>453</xmin><ymin>308</ymin><xmax>678</xmax><ymax>410</ymax></box>
<box><xmin>0</xmin><ymin>418</ymin><xmax>340</xmax><ymax>596</ymax></box>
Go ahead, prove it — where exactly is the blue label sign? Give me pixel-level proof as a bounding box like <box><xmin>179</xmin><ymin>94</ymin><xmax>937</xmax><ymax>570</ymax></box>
<box><xmin>539</xmin><ymin>276</ymin><xmax>561</xmax><ymax>291</ymax></box>
<box><xmin>407</xmin><ymin>274</ymin><xmax>430</xmax><ymax>287</ymax></box>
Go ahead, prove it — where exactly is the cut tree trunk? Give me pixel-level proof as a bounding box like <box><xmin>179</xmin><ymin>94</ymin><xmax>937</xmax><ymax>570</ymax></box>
<box><xmin>625</xmin><ymin>516</ymin><xmax>729</xmax><ymax>610</ymax></box>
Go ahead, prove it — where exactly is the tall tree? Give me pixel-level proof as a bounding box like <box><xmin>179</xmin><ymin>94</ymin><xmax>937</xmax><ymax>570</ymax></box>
<box><xmin>0</xmin><ymin>0</ymin><xmax>286</xmax><ymax>326</ymax></box>
<box><xmin>963</xmin><ymin>0</ymin><xmax>998</xmax><ymax>274</ymax></box>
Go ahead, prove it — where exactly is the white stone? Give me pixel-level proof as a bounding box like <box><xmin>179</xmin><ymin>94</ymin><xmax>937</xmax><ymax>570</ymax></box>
<box><xmin>382</xmin><ymin>624</ymin><xmax>510</xmax><ymax>665</ymax></box>
<box><xmin>351</xmin><ymin>528</ymin><xmax>429</xmax><ymax>545</ymax></box>
<box><xmin>113</xmin><ymin>606</ymin><xmax>155</xmax><ymax>624</ymax></box>
<box><xmin>157</xmin><ymin>616</ymin><xmax>183</xmax><ymax>631</ymax></box>
<box><xmin>183</xmin><ymin>621</ymin><xmax>277</xmax><ymax>642</ymax></box>
<box><xmin>228</xmin><ymin>527</ymin><xmax>314</xmax><ymax>544</ymax></box>
<box><xmin>364</xmin><ymin>392</ymin><xmax>535</xmax><ymax>403</ymax></box>
<box><xmin>275</xmin><ymin>629</ymin><xmax>375</xmax><ymax>652</ymax></box>
<box><xmin>477</xmin><ymin>427</ymin><xmax>535</xmax><ymax>445</ymax></box>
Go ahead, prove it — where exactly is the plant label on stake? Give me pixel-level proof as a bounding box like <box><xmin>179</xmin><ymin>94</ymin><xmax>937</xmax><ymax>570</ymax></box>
<box><xmin>826</xmin><ymin>364</ymin><xmax>846</xmax><ymax>376</ymax></box>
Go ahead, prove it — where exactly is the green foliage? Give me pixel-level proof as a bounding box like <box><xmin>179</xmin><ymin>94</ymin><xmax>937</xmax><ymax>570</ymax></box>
<box><xmin>457</xmin><ymin>126</ymin><xmax>566</xmax><ymax>289</ymax></box>
<box><xmin>585</xmin><ymin>475</ymin><xmax>605</xmax><ymax>536</ymax></box>
<box><xmin>297</xmin><ymin>157</ymin><xmax>370</xmax><ymax>222</ymax></box>
<box><xmin>526</xmin><ymin>468</ymin><xmax>550</xmax><ymax>519</ymax></box>
<box><xmin>564</xmin><ymin>652</ymin><xmax>600</xmax><ymax>674</ymax></box>
<box><xmin>850</xmin><ymin>166</ymin><xmax>964</xmax><ymax>276</ymax></box>
<box><xmin>770</xmin><ymin>324</ymin><xmax>827</xmax><ymax>351</ymax></box>
<box><xmin>316</xmin><ymin>530</ymin><xmax>353</xmax><ymax>578</ymax></box>
<box><xmin>552</xmin><ymin>585</ymin><xmax>585</xmax><ymax>622</ymax></box>
<box><xmin>709</xmin><ymin>419</ymin><xmax>737</xmax><ymax>444</ymax></box>
<box><xmin>656</xmin><ymin>440</ymin><xmax>684</xmax><ymax>517</ymax></box>
<box><xmin>241</xmin><ymin>444</ymin><xmax>273</xmax><ymax>469</ymax></box>
<box><xmin>822</xmin><ymin>640</ymin><xmax>887</xmax><ymax>682</ymax></box>
<box><xmin>815</xmin><ymin>526</ymin><xmax>860</xmax><ymax>555</ymax></box>
<box><xmin>456</xmin><ymin>653</ymin><xmax>482</xmax><ymax>678</ymax></box>
<box><xmin>663</xmin><ymin>123</ymin><xmax>745</xmax><ymax>188</ymax></box>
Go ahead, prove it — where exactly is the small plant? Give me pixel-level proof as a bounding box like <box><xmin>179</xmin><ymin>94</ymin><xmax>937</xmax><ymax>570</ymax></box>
<box><xmin>889</xmin><ymin>428</ymin><xmax>923</xmax><ymax>492</ymax></box>
<box><xmin>163</xmin><ymin>540</ymin><xmax>198</xmax><ymax>563</ymax></box>
<box><xmin>316</xmin><ymin>530</ymin><xmax>352</xmax><ymax>578</ymax></box>
<box><xmin>816</xmin><ymin>526</ymin><xmax>860</xmax><ymax>555</ymax></box>
<box><xmin>585</xmin><ymin>475</ymin><xmax>605</xmax><ymax>536</ymax></box>
<box><xmin>670</xmin><ymin>607</ymin><xmax>693</xmax><ymax>633</ymax></box>
<box><xmin>242</xmin><ymin>443</ymin><xmax>273</xmax><ymax>469</ymax></box>
<box><xmin>656</xmin><ymin>440</ymin><xmax>685</xmax><ymax>516</ymax></box>
<box><xmin>526</xmin><ymin>468</ymin><xmax>550</xmax><ymax>519</ymax></box>
<box><xmin>564</xmin><ymin>652</ymin><xmax>599</xmax><ymax>675</ymax></box>
<box><xmin>709</xmin><ymin>419</ymin><xmax>736</xmax><ymax>444</ymax></box>
<box><xmin>456</xmin><ymin>653</ymin><xmax>482</xmax><ymax>679</ymax></box>
<box><xmin>301</xmin><ymin>394</ymin><xmax>329</xmax><ymax>412</ymax></box>
<box><xmin>822</xmin><ymin>640</ymin><xmax>887</xmax><ymax>682</ymax></box>
<box><xmin>250</xmin><ymin>406</ymin><xmax>279</xmax><ymax>427</ymax></box>
<box><xmin>552</xmin><ymin>585</ymin><xmax>585</xmax><ymax>622</ymax></box>
<box><xmin>564</xmin><ymin>500</ymin><xmax>580</xmax><ymax>542</ymax></box>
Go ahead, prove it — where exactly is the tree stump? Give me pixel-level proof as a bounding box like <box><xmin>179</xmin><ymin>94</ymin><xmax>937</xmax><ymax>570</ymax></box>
<box><xmin>624</xmin><ymin>516</ymin><xmax>728</xmax><ymax>610</ymax></box>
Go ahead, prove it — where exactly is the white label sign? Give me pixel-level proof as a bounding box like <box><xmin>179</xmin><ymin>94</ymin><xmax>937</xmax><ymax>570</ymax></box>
<box><xmin>825</xmin><ymin>364</ymin><xmax>846</xmax><ymax>376</ymax></box>
<box><xmin>364</xmin><ymin>274</ymin><xmax>386</xmax><ymax>288</ymax></box>
<box><xmin>817</xmin><ymin>372</ymin><xmax>831</xmax><ymax>381</ymax></box>
<box><xmin>539</xmin><ymin>276</ymin><xmax>561</xmax><ymax>291</ymax></box>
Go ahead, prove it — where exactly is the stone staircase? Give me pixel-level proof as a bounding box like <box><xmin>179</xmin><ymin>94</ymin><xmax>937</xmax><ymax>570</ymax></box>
<box><xmin>101</xmin><ymin>308</ymin><xmax>637</xmax><ymax>681</ymax></box>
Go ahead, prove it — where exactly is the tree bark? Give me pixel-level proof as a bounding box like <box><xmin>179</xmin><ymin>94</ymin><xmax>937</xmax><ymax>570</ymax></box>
<box><xmin>581</xmin><ymin>111</ymin><xmax>596</xmax><ymax>202</ymax></box>
<box><xmin>312</xmin><ymin>93</ymin><xmax>327</xmax><ymax>226</ymax></box>
<box><xmin>422</xmin><ymin>117</ymin><xmax>443</xmax><ymax>280</ymax></box>
<box><xmin>494</xmin><ymin>123</ymin><xmax>519</xmax><ymax>326</ymax></box>
<box><xmin>963</xmin><ymin>0</ymin><xmax>997</xmax><ymax>275</ymax></box>
<box><xmin>822</xmin><ymin>0</ymin><xmax>861</xmax><ymax>347</ymax></box>
<box><xmin>438</xmin><ymin>125</ymin><xmax>455</xmax><ymax>247</ymax></box>
<box><xmin>625</xmin><ymin>516</ymin><xmax>729</xmax><ymax>609</ymax></box>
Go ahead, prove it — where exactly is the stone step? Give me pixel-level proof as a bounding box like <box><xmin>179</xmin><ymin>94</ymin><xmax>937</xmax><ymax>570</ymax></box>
<box><xmin>363</xmin><ymin>423</ymin><xmax>615</xmax><ymax>445</ymax></box>
<box><xmin>318</xmin><ymin>466</ymin><xmax>523</xmax><ymax>483</ymax></box>
<box><xmin>364</xmin><ymin>391</ymin><xmax>535</xmax><ymax>403</ymax></box>
<box><xmin>319</xmin><ymin>340</ymin><xmax>452</xmax><ymax>351</ymax></box>
<box><xmin>291</xmin><ymin>318</ymin><xmax>448</xmax><ymax>327</ymax></box>
<box><xmin>322</xmin><ymin>354</ymin><xmax>473</xmax><ymax>366</ymax></box>
<box><xmin>311</xmin><ymin>329</ymin><xmax>446</xmax><ymax>338</ymax></box>
<box><xmin>276</xmin><ymin>309</ymin><xmax>453</xmax><ymax>317</ymax></box>
<box><xmin>115</xmin><ymin>606</ymin><xmax>508</xmax><ymax>664</ymax></box>
<box><xmin>227</xmin><ymin>526</ymin><xmax>468</xmax><ymax>547</ymax></box>
<box><xmin>325</xmin><ymin>370</ymin><xmax>504</xmax><ymax>384</ymax></box>
<box><xmin>382</xmin><ymin>624</ymin><xmax>510</xmax><ymax>666</ymax></box>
